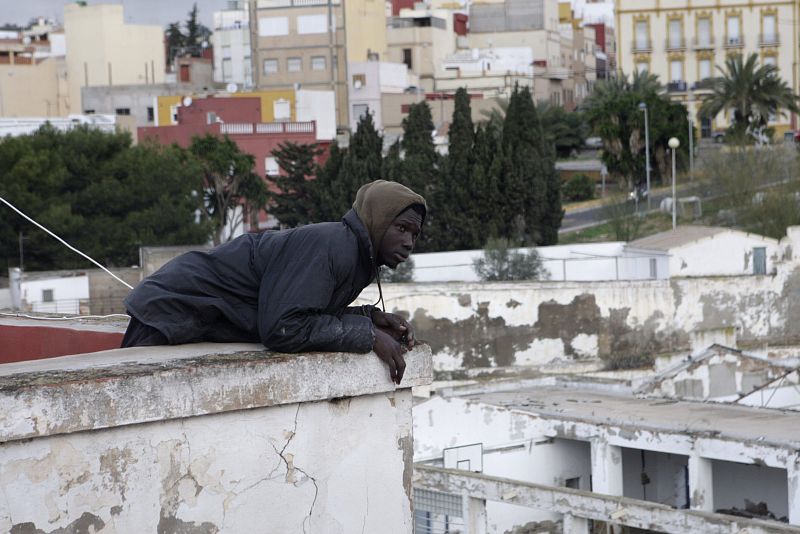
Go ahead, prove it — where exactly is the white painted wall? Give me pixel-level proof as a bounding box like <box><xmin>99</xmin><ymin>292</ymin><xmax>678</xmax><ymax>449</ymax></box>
<box><xmin>296</xmin><ymin>90</ymin><xmax>336</xmax><ymax>140</ymax></box>
<box><xmin>713</xmin><ymin>460</ymin><xmax>789</xmax><ymax>519</ymax></box>
<box><xmin>213</xmin><ymin>8</ymin><xmax>251</xmax><ymax>87</ymax></box>
<box><xmin>20</xmin><ymin>274</ymin><xmax>89</xmax><ymax>314</ymax></box>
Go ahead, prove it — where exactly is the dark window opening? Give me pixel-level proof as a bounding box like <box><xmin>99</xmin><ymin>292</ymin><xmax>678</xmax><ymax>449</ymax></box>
<box><xmin>146</xmin><ymin>106</ymin><xmax>154</xmax><ymax>122</ymax></box>
<box><xmin>402</xmin><ymin>48</ymin><xmax>413</xmax><ymax>70</ymax></box>
<box><xmin>115</xmin><ymin>108</ymin><xmax>131</xmax><ymax>115</ymax></box>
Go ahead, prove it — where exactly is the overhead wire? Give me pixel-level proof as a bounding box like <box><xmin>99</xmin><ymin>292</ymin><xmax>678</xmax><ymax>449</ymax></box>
<box><xmin>0</xmin><ymin>193</ymin><xmax>134</xmax><ymax>290</ymax></box>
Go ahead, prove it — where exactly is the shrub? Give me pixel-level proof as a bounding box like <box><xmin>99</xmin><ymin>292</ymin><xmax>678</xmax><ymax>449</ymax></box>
<box><xmin>472</xmin><ymin>238</ymin><xmax>546</xmax><ymax>281</ymax></box>
<box><xmin>382</xmin><ymin>256</ymin><xmax>415</xmax><ymax>283</ymax></box>
<box><xmin>562</xmin><ymin>174</ymin><xmax>595</xmax><ymax>201</ymax></box>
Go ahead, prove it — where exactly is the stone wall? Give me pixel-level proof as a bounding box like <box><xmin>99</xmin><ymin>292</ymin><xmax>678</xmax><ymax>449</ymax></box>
<box><xmin>0</xmin><ymin>341</ymin><xmax>432</xmax><ymax>533</ymax></box>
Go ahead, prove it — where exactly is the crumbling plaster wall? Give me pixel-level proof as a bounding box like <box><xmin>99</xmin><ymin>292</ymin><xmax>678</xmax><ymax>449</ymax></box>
<box><xmin>359</xmin><ymin>262</ymin><xmax>800</xmax><ymax>373</ymax></box>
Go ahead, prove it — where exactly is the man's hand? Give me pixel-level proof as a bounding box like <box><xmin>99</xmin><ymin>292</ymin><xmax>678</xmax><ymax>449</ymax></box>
<box><xmin>371</xmin><ymin>310</ymin><xmax>417</xmax><ymax>348</ymax></box>
<box><xmin>373</xmin><ymin>328</ymin><xmax>407</xmax><ymax>384</ymax></box>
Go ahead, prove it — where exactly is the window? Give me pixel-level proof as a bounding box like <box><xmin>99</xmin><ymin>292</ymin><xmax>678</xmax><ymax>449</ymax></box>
<box><xmin>222</xmin><ymin>58</ymin><xmax>232</xmax><ymax>80</ymax></box>
<box><xmin>206</xmin><ymin>112</ymin><xmax>218</xmax><ymax>125</ymax></box>
<box><xmin>353</xmin><ymin>103</ymin><xmax>368</xmax><ymax>120</ymax></box>
<box><xmin>565</xmin><ymin>477</ymin><xmax>581</xmax><ymax>489</ymax></box>
<box><xmin>311</xmin><ymin>56</ymin><xmax>326</xmax><ymax>71</ymax></box>
<box><xmin>265</xmin><ymin>156</ymin><xmax>280</xmax><ymax>177</ymax></box>
<box><xmin>763</xmin><ymin>55</ymin><xmax>777</xmax><ymax>67</ymax></box>
<box><xmin>727</xmin><ymin>15</ymin><xmax>741</xmax><ymax>45</ymax></box>
<box><xmin>297</xmin><ymin>14</ymin><xmax>330</xmax><ymax>34</ymax></box>
<box><xmin>146</xmin><ymin>106</ymin><xmax>154</xmax><ymax>122</ymax></box>
<box><xmin>263</xmin><ymin>58</ymin><xmax>278</xmax><ymax>75</ymax></box>
<box><xmin>668</xmin><ymin>19</ymin><xmax>682</xmax><ymax>48</ymax></box>
<box><xmin>352</xmin><ymin>73</ymin><xmax>366</xmax><ymax>88</ymax></box>
<box><xmin>287</xmin><ymin>57</ymin><xmax>302</xmax><ymax>72</ymax></box>
<box><xmin>699</xmin><ymin>58</ymin><xmax>711</xmax><ymax>80</ymax></box>
<box><xmin>762</xmin><ymin>14</ymin><xmax>777</xmax><ymax>44</ymax></box>
<box><xmin>115</xmin><ymin>108</ymin><xmax>130</xmax><ymax>115</ymax></box>
<box><xmin>635</xmin><ymin>20</ymin><xmax>649</xmax><ymax>50</ymax></box>
<box><xmin>649</xmin><ymin>258</ymin><xmax>658</xmax><ymax>279</ymax></box>
<box><xmin>273</xmin><ymin>99</ymin><xmax>291</xmax><ymax>122</ymax></box>
<box><xmin>84</xmin><ymin>109</ymin><xmax>95</xmax><ymax>114</ymax></box>
<box><xmin>670</xmin><ymin>59</ymin><xmax>683</xmax><ymax>82</ymax></box>
<box><xmin>42</xmin><ymin>289</ymin><xmax>54</xmax><ymax>303</ymax></box>
<box><xmin>753</xmin><ymin>247</ymin><xmax>766</xmax><ymax>275</ymax></box>
<box><xmin>636</xmin><ymin>61</ymin><xmax>649</xmax><ymax>74</ymax></box>
<box><xmin>258</xmin><ymin>16</ymin><xmax>288</xmax><ymax>37</ymax></box>
<box><xmin>222</xmin><ymin>45</ymin><xmax>231</xmax><ymax>58</ymax></box>
<box><xmin>697</xmin><ymin>17</ymin><xmax>711</xmax><ymax>46</ymax></box>
<box><xmin>402</xmin><ymin>48</ymin><xmax>413</xmax><ymax>70</ymax></box>
<box><xmin>170</xmin><ymin>105</ymin><xmax>179</xmax><ymax>124</ymax></box>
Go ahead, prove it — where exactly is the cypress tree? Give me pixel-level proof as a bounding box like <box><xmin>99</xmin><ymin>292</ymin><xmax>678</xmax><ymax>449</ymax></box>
<box><xmin>310</xmin><ymin>140</ymin><xmax>345</xmax><ymax>222</ymax></box>
<box><xmin>337</xmin><ymin>110</ymin><xmax>383</xmax><ymax>213</ymax></box>
<box><xmin>382</xmin><ymin>139</ymin><xmax>402</xmax><ymax>183</ymax></box>
<box><xmin>440</xmin><ymin>87</ymin><xmax>475</xmax><ymax>250</ymax></box>
<box><xmin>267</xmin><ymin>141</ymin><xmax>321</xmax><ymax>228</ymax></box>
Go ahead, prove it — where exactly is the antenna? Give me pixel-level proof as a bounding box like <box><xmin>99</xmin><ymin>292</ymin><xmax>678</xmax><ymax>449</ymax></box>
<box><xmin>182</xmin><ymin>96</ymin><xmax>193</xmax><ymax>107</ymax></box>
<box><xmin>226</xmin><ymin>82</ymin><xmax>238</xmax><ymax>93</ymax></box>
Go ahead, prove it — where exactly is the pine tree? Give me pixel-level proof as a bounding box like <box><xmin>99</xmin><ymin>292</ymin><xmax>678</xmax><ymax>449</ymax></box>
<box><xmin>382</xmin><ymin>139</ymin><xmax>402</xmax><ymax>183</ymax></box>
<box><xmin>337</xmin><ymin>111</ymin><xmax>383</xmax><ymax>213</ymax></box>
<box><xmin>400</xmin><ymin>102</ymin><xmax>439</xmax><ymax>251</ymax></box>
<box><xmin>267</xmin><ymin>142</ymin><xmax>322</xmax><ymax>228</ymax></box>
<box><xmin>310</xmin><ymin>141</ymin><xmax>345</xmax><ymax>222</ymax></box>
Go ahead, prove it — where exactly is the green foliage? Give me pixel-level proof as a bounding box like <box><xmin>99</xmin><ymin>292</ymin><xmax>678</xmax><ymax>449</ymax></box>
<box><xmin>472</xmin><ymin>237</ymin><xmax>546</xmax><ymax>281</ymax></box>
<box><xmin>603</xmin><ymin>193</ymin><xmax>643</xmax><ymax>242</ymax></box>
<box><xmin>267</xmin><ymin>141</ymin><xmax>323</xmax><ymax>228</ymax></box>
<box><xmin>699</xmin><ymin>54</ymin><xmax>800</xmax><ymax>145</ymax></box>
<box><xmin>582</xmin><ymin>71</ymin><xmax>692</xmax><ymax>190</ymax></box>
<box><xmin>0</xmin><ymin>126</ymin><xmax>210</xmax><ymax>271</ymax></box>
<box><xmin>165</xmin><ymin>3</ymin><xmax>212</xmax><ymax>65</ymax></box>
<box><xmin>562</xmin><ymin>174</ymin><xmax>595</xmax><ymax>201</ymax></box>
<box><xmin>381</xmin><ymin>256</ymin><xmax>415</xmax><ymax>283</ymax></box>
<box><xmin>537</xmin><ymin>102</ymin><xmax>589</xmax><ymax>158</ymax></box>
<box><xmin>189</xmin><ymin>134</ymin><xmax>267</xmax><ymax>244</ymax></box>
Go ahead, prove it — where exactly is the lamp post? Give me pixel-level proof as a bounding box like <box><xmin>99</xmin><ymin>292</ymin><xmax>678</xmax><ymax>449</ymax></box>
<box><xmin>639</xmin><ymin>102</ymin><xmax>651</xmax><ymax>209</ymax></box>
<box><xmin>668</xmin><ymin>137</ymin><xmax>680</xmax><ymax>230</ymax></box>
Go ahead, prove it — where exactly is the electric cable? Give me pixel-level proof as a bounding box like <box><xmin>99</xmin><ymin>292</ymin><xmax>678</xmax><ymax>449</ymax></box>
<box><xmin>0</xmin><ymin>193</ymin><xmax>134</xmax><ymax>290</ymax></box>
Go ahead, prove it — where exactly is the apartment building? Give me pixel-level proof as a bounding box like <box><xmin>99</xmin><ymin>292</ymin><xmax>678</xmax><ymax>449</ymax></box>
<box><xmin>64</xmin><ymin>3</ymin><xmax>165</xmax><ymax>115</ymax></box>
<box><xmin>616</xmin><ymin>0</ymin><xmax>797</xmax><ymax>138</ymax></box>
<box><xmin>213</xmin><ymin>1</ymin><xmax>252</xmax><ymax>87</ymax></box>
<box><xmin>248</xmin><ymin>0</ymin><xmax>386</xmax><ymax>131</ymax></box>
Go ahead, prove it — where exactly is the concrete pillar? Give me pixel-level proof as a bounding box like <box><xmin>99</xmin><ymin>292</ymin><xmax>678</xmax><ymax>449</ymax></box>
<box><xmin>464</xmin><ymin>496</ymin><xmax>487</xmax><ymax>534</ymax></box>
<box><xmin>563</xmin><ymin>513</ymin><xmax>590</xmax><ymax>534</ymax></box>
<box><xmin>688</xmin><ymin>455</ymin><xmax>714</xmax><ymax>512</ymax></box>
<box><xmin>591</xmin><ymin>439</ymin><xmax>623</xmax><ymax>495</ymax></box>
<box><xmin>788</xmin><ymin>458</ymin><xmax>800</xmax><ymax>526</ymax></box>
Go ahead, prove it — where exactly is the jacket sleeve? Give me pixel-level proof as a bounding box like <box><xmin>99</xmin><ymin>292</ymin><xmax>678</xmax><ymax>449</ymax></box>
<box><xmin>257</xmin><ymin>254</ymin><xmax>375</xmax><ymax>353</ymax></box>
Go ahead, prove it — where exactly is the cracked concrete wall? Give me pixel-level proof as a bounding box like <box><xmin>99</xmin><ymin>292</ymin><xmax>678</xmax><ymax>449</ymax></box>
<box><xmin>355</xmin><ymin>262</ymin><xmax>800</xmax><ymax>373</ymax></box>
<box><xmin>0</xmin><ymin>390</ymin><xmax>414</xmax><ymax>533</ymax></box>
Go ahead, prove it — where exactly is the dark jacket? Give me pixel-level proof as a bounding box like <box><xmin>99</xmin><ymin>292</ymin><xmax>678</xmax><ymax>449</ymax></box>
<box><xmin>124</xmin><ymin>209</ymin><xmax>376</xmax><ymax>353</ymax></box>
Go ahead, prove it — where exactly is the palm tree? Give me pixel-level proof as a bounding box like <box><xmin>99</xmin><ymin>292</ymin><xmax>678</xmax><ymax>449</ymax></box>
<box><xmin>699</xmin><ymin>53</ymin><xmax>799</xmax><ymax>143</ymax></box>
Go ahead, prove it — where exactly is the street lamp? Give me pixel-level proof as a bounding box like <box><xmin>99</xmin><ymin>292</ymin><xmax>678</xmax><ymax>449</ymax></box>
<box><xmin>668</xmin><ymin>137</ymin><xmax>680</xmax><ymax>230</ymax></box>
<box><xmin>638</xmin><ymin>102</ymin><xmax>651</xmax><ymax>209</ymax></box>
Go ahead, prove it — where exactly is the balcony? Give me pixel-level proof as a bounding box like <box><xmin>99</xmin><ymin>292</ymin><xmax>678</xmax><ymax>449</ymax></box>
<box><xmin>667</xmin><ymin>80</ymin><xmax>688</xmax><ymax>93</ymax></box>
<box><xmin>631</xmin><ymin>39</ymin><xmax>652</xmax><ymax>53</ymax></box>
<box><xmin>664</xmin><ymin>37</ymin><xmax>686</xmax><ymax>51</ymax></box>
<box><xmin>220</xmin><ymin>120</ymin><xmax>316</xmax><ymax>135</ymax></box>
<box><xmin>723</xmin><ymin>35</ymin><xmax>744</xmax><ymax>48</ymax></box>
<box><xmin>759</xmin><ymin>33</ymin><xmax>780</xmax><ymax>46</ymax></box>
<box><xmin>692</xmin><ymin>36</ymin><xmax>714</xmax><ymax>50</ymax></box>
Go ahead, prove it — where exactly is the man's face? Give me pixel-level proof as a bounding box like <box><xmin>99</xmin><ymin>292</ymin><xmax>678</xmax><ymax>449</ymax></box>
<box><xmin>377</xmin><ymin>208</ymin><xmax>422</xmax><ymax>268</ymax></box>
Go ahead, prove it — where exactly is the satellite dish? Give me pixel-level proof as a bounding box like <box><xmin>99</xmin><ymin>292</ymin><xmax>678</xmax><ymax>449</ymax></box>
<box><xmin>182</xmin><ymin>96</ymin><xmax>193</xmax><ymax>107</ymax></box>
<box><xmin>354</xmin><ymin>79</ymin><xmax>362</xmax><ymax>89</ymax></box>
<box><xmin>226</xmin><ymin>82</ymin><xmax>238</xmax><ymax>93</ymax></box>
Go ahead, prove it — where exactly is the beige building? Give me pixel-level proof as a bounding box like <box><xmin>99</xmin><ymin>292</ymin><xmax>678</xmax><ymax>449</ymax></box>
<box><xmin>248</xmin><ymin>0</ymin><xmax>386</xmax><ymax>131</ymax></box>
<box><xmin>64</xmin><ymin>3</ymin><xmax>165</xmax><ymax>115</ymax></box>
<box><xmin>616</xmin><ymin>0</ymin><xmax>798</xmax><ymax>138</ymax></box>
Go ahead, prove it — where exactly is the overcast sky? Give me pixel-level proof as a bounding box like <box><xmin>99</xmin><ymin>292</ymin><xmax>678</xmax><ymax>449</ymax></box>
<box><xmin>2</xmin><ymin>0</ymin><xmax>229</xmax><ymax>28</ymax></box>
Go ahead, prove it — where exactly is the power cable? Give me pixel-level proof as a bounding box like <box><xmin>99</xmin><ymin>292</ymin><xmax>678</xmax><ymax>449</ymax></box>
<box><xmin>0</xmin><ymin>193</ymin><xmax>134</xmax><ymax>290</ymax></box>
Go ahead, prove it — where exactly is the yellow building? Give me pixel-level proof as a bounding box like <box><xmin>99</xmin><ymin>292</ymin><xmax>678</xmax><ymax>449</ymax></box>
<box><xmin>616</xmin><ymin>0</ymin><xmax>798</xmax><ymax>138</ymax></box>
<box><xmin>64</xmin><ymin>3</ymin><xmax>165</xmax><ymax>115</ymax></box>
<box><xmin>0</xmin><ymin>51</ymin><xmax>68</xmax><ymax>118</ymax></box>
<box><xmin>154</xmin><ymin>90</ymin><xmax>297</xmax><ymax>126</ymax></box>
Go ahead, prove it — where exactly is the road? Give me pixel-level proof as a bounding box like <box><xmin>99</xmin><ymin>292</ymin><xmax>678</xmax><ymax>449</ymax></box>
<box><xmin>560</xmin><ymin>188</ymin><xmax>677</xmax><ymax>233</ymax></box>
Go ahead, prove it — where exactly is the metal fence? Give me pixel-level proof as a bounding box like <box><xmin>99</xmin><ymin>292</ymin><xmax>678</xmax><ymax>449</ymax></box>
<box><xmin>413</xmin><ymin>488</ymin><xmax>466</xmax><ymax>534</ymax></box>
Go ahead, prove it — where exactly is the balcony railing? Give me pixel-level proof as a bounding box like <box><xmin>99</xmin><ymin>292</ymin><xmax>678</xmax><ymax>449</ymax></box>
<box><xmin>221</xmin><ymin>121</ymin><xmax>316</xmax><ymax>135</ymax></box>
<box><xmin>759</xmin><ymin>33</ymin><xmax>780</xmax><ymax>46</ymax></box>
<box><xmin>665</xmin><ymin>38</ymin><xmax>686</xmax><ymax>51</ymax></box>
<box><xmin>723</xmin><ymin>35</ymin><xmax>744</xmax><ymax>48</ymax></box>
<box><xmin>692</xmin><ymin>36</ymin><xmax>714</xmax><ymax>50</ymax></box>
<box><xmin>631</xmin><ymin>39</ymin><xmax>652</xmax><ymax>53</ymax></box>
<box><xmin>667</xmin><ymin>80</ymin><xmax>687</xmax><ymax>93</ymax></box>
<box><xmin>256</xmin><ymin>0</ymin><xmax>339</xmax><ymax>7</ymax></box>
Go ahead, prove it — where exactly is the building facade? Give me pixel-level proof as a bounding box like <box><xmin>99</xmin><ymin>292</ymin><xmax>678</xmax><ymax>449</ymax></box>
<box><xmin>616</xmin><ymin>0</ymin><xmax>798</xmax><ymax>137</ymax></box>
<box><xmin>64</xmin><ymin>3</ymin><xmax>165</xmax><ymax>115</ymax></box>
<box><xmin>213</xmin><ymin>1</ymin><xmax>253</xmax><ymax>87</ymax></box>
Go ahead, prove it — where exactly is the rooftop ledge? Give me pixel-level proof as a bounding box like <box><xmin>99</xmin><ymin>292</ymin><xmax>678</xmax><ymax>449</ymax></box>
<box><xmin>0</xmin><ymin>342</ymin><xmax>433</xmax><ymax>444</ymax></box>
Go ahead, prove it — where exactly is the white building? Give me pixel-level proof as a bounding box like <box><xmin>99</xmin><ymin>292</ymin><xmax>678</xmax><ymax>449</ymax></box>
<box><xmin>625</xmin><ymin>225</ymin><xmax>781</xmax><ymax>278</ymax></box>
<box><xmin>347</xmin><ymin>60</ymin><xmax>415</xmax><ymax>131</ymax></box>
<box><xmin>0</xmin><ymin>114</ymin><xmax>120</xmax><ymax>138</ymax></box>
<box><xmin>212</xmin><ymin>1</ymin><xmax>252</xmax><ymax>88</ymax></box>
<box><xmin>414</xmin><ymin>378</ymin><xmax>800</xmax><ymax>533</ymax></box>
<box><xmin>19</xmin><ymin>271</ymin><xmax>89</xmax><ymax>315</ymax></box>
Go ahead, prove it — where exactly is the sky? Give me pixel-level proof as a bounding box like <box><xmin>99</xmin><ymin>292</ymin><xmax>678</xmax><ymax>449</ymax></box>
<box><xmin>2</xmin><ymin>0</ymin><xmax>228</xmax><ymax>29</ymax></box>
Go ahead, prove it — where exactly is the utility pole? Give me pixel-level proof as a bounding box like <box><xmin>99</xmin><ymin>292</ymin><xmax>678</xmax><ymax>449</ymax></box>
<box><xmin>639</xmin><ymin>102</ymin><xmax>651</xmax><ymax>209</ymax></box>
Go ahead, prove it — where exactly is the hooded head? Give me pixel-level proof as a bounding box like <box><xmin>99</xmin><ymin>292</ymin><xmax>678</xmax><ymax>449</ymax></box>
<box><xmin>352</xmin><ymin>180</ymin><xmax>427</xmax><ymax>262</ymax></box>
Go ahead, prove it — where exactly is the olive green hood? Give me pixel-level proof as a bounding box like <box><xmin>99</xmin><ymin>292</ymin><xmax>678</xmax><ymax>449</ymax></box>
<box><xmin>352</xmin><ymin>180</ymin><xmax>427</xmax><ymax>258</ymax></box>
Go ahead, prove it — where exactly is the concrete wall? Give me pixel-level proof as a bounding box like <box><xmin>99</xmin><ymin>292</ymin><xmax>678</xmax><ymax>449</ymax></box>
<box><xmin>667</xmin><ymin>232</ymin><xmax>781</xmax><ymax>278</ymax></box>
<box><xmin>0</xmin><ymin>342</ymin><xmax>433</xmax><ymax>533</ymax></box>
<box><xmin>0</xmin><ymin>56</ymin><xmax>68</xmax><ymax>117</ymax></box>
<box><xmin>358</xmin><ymin>251</ymin><xmax>800</xmax><ymax>373</ymax></box>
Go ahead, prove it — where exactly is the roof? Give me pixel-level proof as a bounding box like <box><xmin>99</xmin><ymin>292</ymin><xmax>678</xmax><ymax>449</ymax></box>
<box><xmin>626</xmin><ymin>225</ymin><xmax>729</xmax><ymax>251</ymax></box>
<box><xmin>458</xmin><ymin>383</ymin><xmax>800</xmax><ymax>449</ymax></box>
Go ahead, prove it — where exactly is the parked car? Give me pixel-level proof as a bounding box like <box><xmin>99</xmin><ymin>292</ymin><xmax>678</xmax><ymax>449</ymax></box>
<box><xmin>712</xmin><ymin>130</ymin><xmax>726</xmax><ymax>143</ymax></box>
